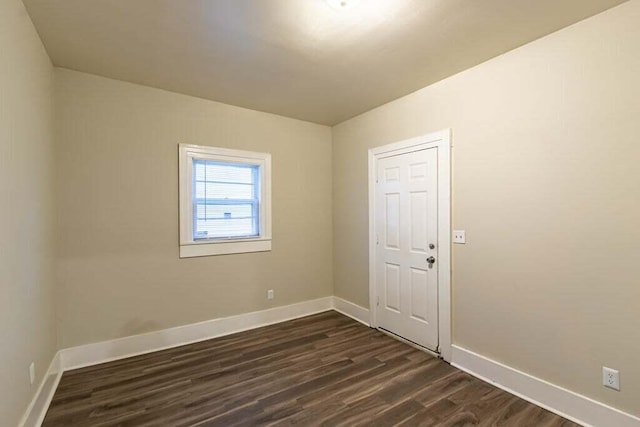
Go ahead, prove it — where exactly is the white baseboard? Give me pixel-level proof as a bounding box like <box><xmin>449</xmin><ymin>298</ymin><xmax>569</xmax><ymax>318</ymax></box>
<box><xmin>19</xmin><ymin>296</ymin><xmax>366</xmax><ymax>426</ymax></box>
<box><xmin>21</xmin><ymin>302</ymin><xmax>638</xmax><ymax>427</ymax></box>
<box><xmin>58</xmin><ymin>296</ymin><xmax>371</xmax><ymax>372</ymax></box>
<box><xmin>58</xmin><ymin>296</ymin><xmax>372</xmax><ymax>372</ymax></box>
<box><xmin>60</xmin><ymin>296</ymin><xmax>334</xmax><ymax>370</ymax></box>
<box><xmin>451</xmin><ymin>345</ymin><xmax>640</xmax><ymax>427</ymax></box>
<box><xmin>19</xmin><ymin>296</ymin><xmax>338</xmax><ymax>426</ymax></box>
<box><xmin>332</xmin><ymin>297</ymin><xmax>370</xmax><ymax>326</ymax></box>
<box><xmin>18</xmin><ymin>352</ymin><xmax>62</xmax><ymax>427</ymax></box>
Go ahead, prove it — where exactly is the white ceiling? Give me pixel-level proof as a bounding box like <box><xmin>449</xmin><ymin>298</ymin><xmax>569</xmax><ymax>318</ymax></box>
<box><xmin>24</xmin><ymin>0</ymin><xmax>626</xmax><ymax>125</ymax></box>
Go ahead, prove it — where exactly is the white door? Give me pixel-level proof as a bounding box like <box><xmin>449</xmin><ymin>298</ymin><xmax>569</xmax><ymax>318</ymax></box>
<box><xmin>375</xmin><ymin>148</ymin><xmax>438</xmax><ymax>351</ymax></box>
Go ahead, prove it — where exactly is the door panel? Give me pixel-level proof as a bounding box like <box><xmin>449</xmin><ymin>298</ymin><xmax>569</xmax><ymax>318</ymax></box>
<box><xmin>410</xmin><ymin>267</ymin><xmax>429</xmax><ymax>321</ymax></box>
<box><xmin>410</xmin><ymin>191</ymin><xmax>428</xmax><ymax>252</ymax></box>
<box><xmin>385</xmin><ymin>263</ymin><xmax>401</xmax><ymax>312</ymax></box>
<box><xmin>385</xmin><ymin>193</ymin><xmax>400</xmax><ymax>249</ymax></box>
<box><xmin>375</xmin><ymin>148</ymin><xmax>438</xmax><ymax>350</ymax></box>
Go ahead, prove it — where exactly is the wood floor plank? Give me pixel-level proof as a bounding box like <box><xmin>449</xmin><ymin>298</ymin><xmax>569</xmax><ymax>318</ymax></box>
<box><xmin>42</xmin><ymin>311</ymin><xmax>580</xmax><ymax>427</ymax></box>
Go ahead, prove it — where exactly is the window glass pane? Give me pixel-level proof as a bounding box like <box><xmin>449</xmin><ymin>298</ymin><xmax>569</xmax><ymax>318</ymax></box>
<box><xmin>208</xmin><ymin>162</ymin><xmax>253</xmax><ymax>183</ymax></box>
<box><xmin>196</xmin><ymin>204</ymin><xmax>253</xmax><ymax>219</ymax></box>
<box><xmin>203</xmin><ymin>182</ymin><xmax>254</xmax><ymax>199</ymax></box>
<box><xmin>195</xmin><ymin>218</ymin><xmax>256</xmax><ymax>239</ymax></box>
<box><xmin>196</xmin><ymin>181</ymin><xmax>254</xmax><ymax>199</ymax></box>
<box><xmin>194</xmin><ymin>161</ymin><xmax>254</xmax><ymax>184</ymax></box>
<box><xmin>192</xmin><ymin>159</ymin><xmax>260</xmax><ymax>240</ymax></box>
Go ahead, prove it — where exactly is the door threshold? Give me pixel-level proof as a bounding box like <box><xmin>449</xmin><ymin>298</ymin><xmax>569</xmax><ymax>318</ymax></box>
<box><xmin>377</xmin><ymin>327</ymin><xmax>442</xmax><ymax>360</ymax></box>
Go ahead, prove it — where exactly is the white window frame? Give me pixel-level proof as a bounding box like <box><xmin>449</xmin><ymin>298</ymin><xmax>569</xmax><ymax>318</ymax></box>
<box><xmin>179</xmin><ymin>144</ymin><xmax>272</xmax><ymax>258</ymax></box>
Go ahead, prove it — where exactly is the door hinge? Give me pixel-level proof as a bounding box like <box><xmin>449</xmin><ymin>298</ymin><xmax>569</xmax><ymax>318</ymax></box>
<box><xmin>377</xmin><ymin>296</ymin><xmax>380</xmax><ymax>307</ymax></box>
<box><xmin>376</xmin><ymin>233</ymin><xmax>379</xmax><ymax>245</ymax></box>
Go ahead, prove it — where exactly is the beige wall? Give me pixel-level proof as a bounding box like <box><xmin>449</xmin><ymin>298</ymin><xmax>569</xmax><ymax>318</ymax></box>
<box><xmin>0</xmin><ymin>0</ymin><xmax>56</xmax><ymax>425</ymax></box>
<box><xmin>54</xmin><ymin>69</ymin><xmax>333</xmax><ymax>348</ymax></box>
<box><xmin>5</xmin><ymin>0</ymin><xmax>638</xmax><ymax>421</ymax></box>
<box><xmin>333</xmin><ymin>0</ymin><xmax>639</xmax><ymax>416</ymax></box>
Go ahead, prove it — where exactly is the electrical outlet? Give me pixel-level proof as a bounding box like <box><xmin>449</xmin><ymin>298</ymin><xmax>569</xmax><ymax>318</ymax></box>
<box><xmin>29</xmin><ymin>362</ymin><xmax>35</xmax><ymax>385</ymax></box>
<box><xmin>603</xmin><ymin>367</ymin><xmax>620</xmax><ymax>391</ymax></box>
<box><xmin>453</xmin><ymin>230</ymin><xmax>466</xmax><ymax>244</ymax></box>
<box><xmin>267</xmin><ymin>289</ymin><xmax>274</xmax><ymax>300</ymax></box>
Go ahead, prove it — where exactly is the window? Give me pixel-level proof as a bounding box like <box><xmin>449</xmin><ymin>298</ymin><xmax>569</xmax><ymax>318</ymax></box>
<box><xmin>179</xmin><ymin>144</ymin><xmax>271</xmax><ymax>257</ymax></box>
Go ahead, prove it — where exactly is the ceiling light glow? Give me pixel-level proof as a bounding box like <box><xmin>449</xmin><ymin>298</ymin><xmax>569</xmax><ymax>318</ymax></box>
<box><xmin>325</xmin><ymin>0</ymin><xmax>361</xmax><ymax>11</ymax></box>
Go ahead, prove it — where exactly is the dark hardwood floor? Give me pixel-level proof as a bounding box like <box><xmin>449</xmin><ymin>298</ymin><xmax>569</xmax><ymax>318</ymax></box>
<box><xmin>43</xmin><ymin>311</ymin><xmax>578</xmax><ymax>426</ymax></box>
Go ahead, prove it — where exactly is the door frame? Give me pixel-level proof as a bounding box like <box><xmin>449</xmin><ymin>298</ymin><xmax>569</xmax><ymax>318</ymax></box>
<box><xmin>368</xmin><ymin>129</ymin><xmax>452</xmax><ymax>362</ymax></box>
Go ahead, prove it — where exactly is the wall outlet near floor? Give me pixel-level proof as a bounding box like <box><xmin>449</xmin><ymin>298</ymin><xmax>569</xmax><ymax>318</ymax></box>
<box><xmin>603</xmin><ymin>367</ymin><xmax>620</xmax><ymax>391</ymax></box>
<box><xmin>267</xmin><ymin>289</ymin><xmax>274</xmax><ymax>300</ymax></box>
<box><xmin>29</xmin><ymin>362</ymin><xmax>35</xmax><ymax>385</ymax></box>
<box><xmin>453</xmin><ymin>230</ymin><xmax>466</xmax><ymax>244</ymax></box>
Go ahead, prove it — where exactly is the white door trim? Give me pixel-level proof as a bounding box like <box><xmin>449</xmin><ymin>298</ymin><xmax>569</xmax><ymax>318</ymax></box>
<box><xmin>368</xmin><ymin>129</ymin><xmax>452</xmax><ymax>362</ymax></box>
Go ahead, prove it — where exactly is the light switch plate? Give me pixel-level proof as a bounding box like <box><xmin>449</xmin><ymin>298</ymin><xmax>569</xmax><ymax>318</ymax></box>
<box><xmin>453</xmin><ymin>230</ymin><xmax>466</xmax><ymax>244</ymax></box>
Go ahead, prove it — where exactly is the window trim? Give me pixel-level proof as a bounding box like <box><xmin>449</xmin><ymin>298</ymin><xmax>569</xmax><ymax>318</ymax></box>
<box><xmin>179</xmin><ymin>144</ymin><xmax>272</xmax><ymax>258</ymax></box>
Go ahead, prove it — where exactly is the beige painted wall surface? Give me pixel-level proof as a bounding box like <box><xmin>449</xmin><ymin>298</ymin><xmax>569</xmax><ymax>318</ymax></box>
<box><xmin>0</xmin><ymin>0</ymin><xmax>56</xmax><ymax>425</ymax></box>
<box><xmin>55</xmin><ymin>69</ymin><xmax>333</xmax><ymax>349</ymax></box>
<box><xmin>333</xmin><ymin>0</ymin><xmax>640</xmax><ymax>416</ymax></box>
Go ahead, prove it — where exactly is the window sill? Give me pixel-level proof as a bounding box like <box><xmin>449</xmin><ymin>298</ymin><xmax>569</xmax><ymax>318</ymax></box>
<box><xmin>179</xmin><ymin>239</ymin><xmax>271</xmax><ymax>258</ymax></box>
